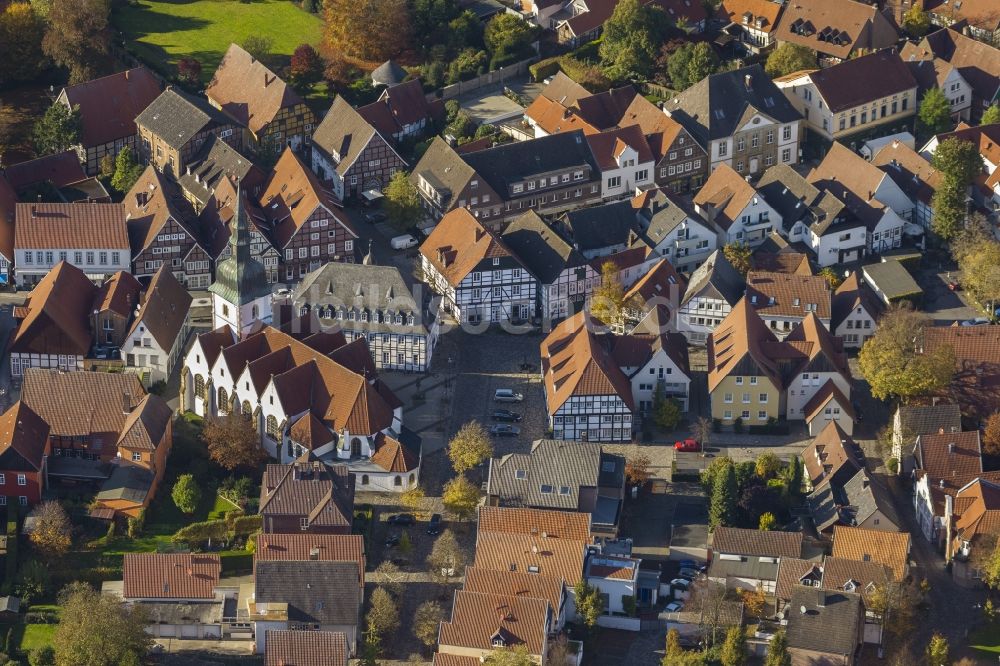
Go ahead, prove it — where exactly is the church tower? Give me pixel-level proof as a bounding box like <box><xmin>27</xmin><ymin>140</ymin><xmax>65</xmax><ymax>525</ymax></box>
<box><xmin>209</xmin><ymin>180</ymin><xmax>272</xmax><ymax>337</ymax></box>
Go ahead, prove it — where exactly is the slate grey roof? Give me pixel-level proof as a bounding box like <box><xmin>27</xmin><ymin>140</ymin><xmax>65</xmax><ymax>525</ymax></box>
<box><xmin>807</xmin><ymin>482</ymin><xmax>841</xmax><ymax>532</ymax></box>
<box><xmin>708</xmin><ymin>556</ymin><xmax>781</xmax><ymax>582</ymax></box>
<box><xmin>712</xmin><ymin>526</ymin><xmax>803</xmax><ymax>558</ymax></box>
<box><xmin>785</xmin><ymin>587</ymin><xmax>862</xmax><ymax>658</ymax></box>
<box><xmin>136</xmin><ymin>88</ymin><xmax>234</xmax><ymax>150</ymax></box>
<box><xmin>462</xmin><ymin>130</ymin><xmax>600</xmax><ymax>196</ymax></box>
<box><xmin>561</xmin><ymin>200</ymin><xmax>636</xmax><ymax>252</ymax></box>
<box><xmin>254</xmin><ymin>561</ymin><xmax>360</xmax><ymax>625</ymax></box>
<box><xmin>487</xmin><ymin>439</ymin><xmax>623</xmax><ymax>511</ymax></box>
<box><xmin>178</xmin><ymin>135</ymin><xmax>261</xmax><ymax>208</ymax></box>
<box><xmin>681</xmin><ymin>249</ymin><xmax>745</xmax><ymax>306</ymax></box>
<box><xmin>840</xmin><ymin>469</ymin><xmax>901</xmax><ymax>529</ymax></box>
<box><xmin>501</xmin><ymin>211</ymin><xmax>584</xmax><ymax>284</ymax></box>
<box><xmin>371</xmin><ymin>60</ymin><xmax>408</xmax><ymax>87</ymax></box>
<box><xmin>411</xmin><ymin>137</ymin><xmax>477</xmax><ymax>210</ymax></box>
<box><xmin>664</xmin><ymin>65</ymin><xmax>802</xmax><ymax>144</ymax></box>
<box><xmin>896</xmin><ymin>403</ymin><xmax>962</xmax><ymax>438</ymax></box>
<box><xmin>633</xmin><ymin>189</ymin><xmax>703</xmax><ymax>250</ymax></box>
<box><xmin>756</xmin><ymin>164</ymin><xmax>820</xmax><ymax>231</ymax></box>
<box><xmin>292</xmin><ymin>262</ymin><xmax>430</xmax><ymax>335</ymax></box>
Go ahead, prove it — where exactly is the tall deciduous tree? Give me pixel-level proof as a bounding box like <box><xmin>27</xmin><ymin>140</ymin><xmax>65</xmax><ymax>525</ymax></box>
<box><xmin>442</xmin><ymin>476</ymin><xmax>481</xmax><ymax>520</ymax></box>
<box><xmin>53</xmin><ymin>582</ymin><xmax>152</xmax><ymax>666</ymax></box>
<box><xmin>289</xmin><ymin>44</ymin><xmax>324</xmax><ymax>89</ymax></box>
<box><xmin>240</xmin><ymin>35</ymin><xmax>274</xmax><ymax>64</ymax></box>
<box><xmin>202</xmin><ymin>413</ymin><xmax>267</xmax><ymax>471</ymax></box>
<box><xmin>384</xmin><ymin>170</ymin><xmax>423</xmax><ymax>231</ymax></box>
<box><xmin>755</xmin><ymin>452</ymin><xmax>781</xmax><ymax>480</ymax></box>
<box><xmin>957</xmin><ymin>239</ymin><xmax>1000</xmax><ymax>313</ymax></box>
<box><xmin>323</xmin><ymin>0</ymin><xmax>412</xmax><ymax>63</ymax></box>
<box><xmin>917</xmin><ymin>88</ymin><xmax>953</xmax><ymax>139</ymax></box>
<box><xmin>903</xmin><ymin>5</ymin><xmax>931</xmax><ymax>36</ymax></box>
<box><xmin>483</xmin><ymin>645</ymin><xmax>535</xmax><ymax>666</ymax></box>
<box><xmin>985</xmin><ymin>413</ymin><xmax>1000</xmax><ymax>455</ymax></box>
<box><xmin>428</xmin><ymin>528</ymin><xmax>466</xmax><ymax>578</ymax></box>
<box><xmin>366</xmin><ymin>586</ymin><xmax>399</xmax><ymax>640</ymax></box>
<box><xmin>0</xmin><ymin>2</ymin><xmax>46</xmax><ymax>84</ymax></box>
<box><xmin>709</xmin><ymin>462</ymin><xmax>737</xmax><ymax>530</ymax></box>
<box><xmin>484</xmin><ymin>13</ymin><xmax>538</xmax><ymax>67</ymax></box>
<box><xmin>765</xmin><ymin>43</ymin><xmax>816</xmax><ymax>77</ymax></box>
<box><xmin>858</xmin><ymin>307</ymin><xmax>955</xmax><ymax>401</ymax></box>
<box><xmin>176</xmin><ymin>58</ymin><xmax>202</xmax><ymax>87</ymax></box>
<box><xmin>982</xmin><ymin>105</ymin><xmax>1000</xmax><ymax>125</ymax></box>
<box><xmin>925</xmin><ymin>633</ymin><xmax>949</xmax><ymax>665</ymax></box>
<box><xmin>32</xmin><ymin>103</ymin><xmax>80</xmax><ymax>156</ymax></box>
<box><xmin>447</xmin><ymin>421</ymin><xmax>493</xmax><ymax>473</ymax></box>
<box><xmin>110</xmin><ymin>146</ymin><xmax>143</xmax><ymax>194</ymax></box>
<box><xmin>28</xmin><ymin>501</ymin><xmax>71</xmax><ymax>559</ymax></box>
<box><xmin>932</xmin><ymin>136</ymin><xmax>984</xmax><ymax>189</ymax></box>
<box><xmin>573</xmin><ymin>579</ymin><xmax>604</xmax><ymax>636</ymax></box>
<box><xmin>413</xmin><ymin>600</ymin><xmax>444</xmax><ymax>649</ymax></box>
<box><xmin>600</xmin><ymin>0</ymin><xmax>671</xmax><ymax>82</ymax></box>
<box><xmin>722</xmin><ymin>242</ymin><xmax>752</xmax><ymax>276</ymax></box>
<box><xmin>42</xmin><ymin>0</ymin><xmax>110</xmax><ymax>84</ymax></box>
<box><xmin>590</xmin><ymin>260</ymin><xmax>627</xmax><ymax>326</ymax></box>
<box><xmin>667</xmin><ymin>42</ymin><xmax>719</xmax><ymax>90</ymax></box>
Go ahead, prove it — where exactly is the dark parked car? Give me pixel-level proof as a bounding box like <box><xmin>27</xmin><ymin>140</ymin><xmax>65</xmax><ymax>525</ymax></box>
<box><xmin>364</xmin><ymin>210</ymin><xmax>387</xmax><ymax>223</ymax></box>
<box><xmin>489</xmin><ymin>424</ymin><xmax>521</xmax><ymax>437</ymax></box>
<box><xmin>492</xmin><ymin>409</ymin><xmax>522</xmax><ymax>422</ymax></box>
<box><xmin>385</xmin><ymin>534</ymin><xmax>400</xmax><ymax>547</ymax></box>
<box><xmin>387</xmin><ymin>513</ymin><xmax>415</xmax><ymax>526</ymax></box>
<box><xmin>427</xmin><ymin>513</ymin><xmax>443</xmax><ymax>535</ymax></box>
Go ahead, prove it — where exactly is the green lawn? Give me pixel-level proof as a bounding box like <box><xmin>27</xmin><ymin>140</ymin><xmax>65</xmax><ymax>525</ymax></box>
<box><xmin>19</xmin><ymin>623</ymin><xmax>56</xmax><ymax>652</ymax></box>
<box><xmin>113</xmin><ymin>0</ymin><xmax>323</xmax><ymax>81</ymax></box>
<box><xmin>970</xmin><ymin>623</ymin><xmax>1000</xmax><ymax>654</ymax></box>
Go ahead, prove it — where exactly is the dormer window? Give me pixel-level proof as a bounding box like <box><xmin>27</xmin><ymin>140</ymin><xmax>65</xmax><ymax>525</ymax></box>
<box><xmin>471</xmin><ymin>180</ymin><xmax>479</xmax><ymax>189</ymax></box>
<box><xmin>515</xmin><ymin>469</ymin><xmax>526</xmax><ymax>479</ymax></box>
<box><xmin>540</xmin><ymin>484</ymin><xmax>553</xmax><ymax>493</ymax></box>
<box><xmin>493</xmin><ymin>257</ymin><xmax>500</xmax><ymax>266</ymax></box>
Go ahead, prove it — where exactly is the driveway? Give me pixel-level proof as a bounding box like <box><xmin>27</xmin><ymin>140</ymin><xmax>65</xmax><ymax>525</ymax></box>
<box><xmin>917</xmin><ymin>266</ymin><xmax>980</xmax><ymax>323</ymax></box>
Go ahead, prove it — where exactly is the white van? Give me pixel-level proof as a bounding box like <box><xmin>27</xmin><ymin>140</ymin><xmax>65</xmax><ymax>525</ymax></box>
<box><xmin>390</xmin><ymin>234</ymin><xmax>419</xmax><ymax>250</ymax></box>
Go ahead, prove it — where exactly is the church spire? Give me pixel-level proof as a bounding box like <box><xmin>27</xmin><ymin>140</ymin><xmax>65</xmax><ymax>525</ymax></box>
<box><xmin>209</xmin><ymin>177</ymin><xmax>271</xmax><ymax>307</ymax></box>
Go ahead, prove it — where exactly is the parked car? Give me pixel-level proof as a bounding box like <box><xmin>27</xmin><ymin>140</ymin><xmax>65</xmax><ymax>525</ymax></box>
<box><xmin>679</xmin><ymin>568</ymin><xmax>700</xmax><ymax>579</ymax></box>
<box><xmin>494</xmin><ymin>388</ymin><xmax>524</xmax><ymax>403</ymax></box>
<box><xmin>385</xmin><ymin>534</ymin><xmax>400</xmax><ymax>547</ymax></box>
<box><xmin>674</xmin><ymin>438</ymin><xmax>701</xmax><ymax>452</ymax></box>
<box><xmin>387</xmin><ymin>513</ymin><xmax>415</xmax><ymax>526</ymax></box>
<box><xmin>390</xmin><ymin>234</ymin><xmax>419</xmax><ymax>250</ymax></box>
<box><xmin>677</xmin><ymin>560</ymin><xmax>698</xmax><ymax>570</ymax></box>
<box><xmin>492</xmin><ymin>409</ymin><xmax>522</xmax><ymax>422</ymax></box>
<box><xmin>664</xmin><ymin>601</ymin><xmax>683</xmax><ymax>613</ymax></box>
<box><xmin>670</xmin><ymin>578</ymin><xmax>691</xmax><ymax>588</ymax></box>
<box><xmin>427</xmin><ymin>513</ymin><xmax>443</xmax><ymax>535</ymax></box>
<box><xmin>364</xmin><ymin>210</ymin><xmax>387</xmax><ymax>223</ymax></box>
<box><xmin>490</xmin><ymin>424</ymin><xmax>521</xmax><ymax>437</ymax></box>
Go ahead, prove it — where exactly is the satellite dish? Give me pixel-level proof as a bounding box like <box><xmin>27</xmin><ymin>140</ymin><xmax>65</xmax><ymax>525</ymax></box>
<box><xmin>799</xmin><ymin>605</ymin><xmax>807</xmax><ymax>615</ymax></box>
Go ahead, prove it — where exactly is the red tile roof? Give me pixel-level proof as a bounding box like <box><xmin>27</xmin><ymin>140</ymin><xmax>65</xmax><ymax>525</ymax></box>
<box><xmin>831</xmin><ymin>526</ymin><xmax>909</xmax><ymax>581</ymax></box>
<box><xmin>14</xmin><ymin>202</ymin><xmax>129</xmax><ymax>250</ymax></box>
<box><xmin>255</xmin><ymin>533</ymin><xmax>365</xmax><ymax>587</ymax></box>
<box><xmin>8</xmin><ymin>262</ymin><xmax>98</xmax><ymax>357</ymax></box>
<box><xmin>264</xmin><ymin>630</ymin><xmax>348</xmax><ymax>666</ymax></box>
<box><xmin>0</xmin><ymin>402</ymin><xmax>50</xmax><ymax>473</ymax></box>
<box><xmin>206</xmin><ymin>44</ymin><xmax>304</xmax><ymax>135</ymax></box>
<box><xmin>122</xmin><ymin>553</ymin><xmax>220</xmax><ymax>599</ymax></box>
<box><xmin>915</xmin><ymin>430</ymin><xmax>982</xmax><ymax>481</ymax></box>
<box><xmin>60</xmin><ymin>68</ymin><xmax>162</xmax><ymax>148</ymax></box>
<box><xmin>370</xmin><ymin>432</ymin><xmax>419</xmax><ymax>472</ymax></box>
<box><xmin>2</xmin><ymin>150</ymin><xmax>87</xmax><ymax>190</ymax></box>
<box><xmin>420</xmin><ymin>208</ymin><xmax>521</xmax><ymax>288</ymax></box>
<box><xmin>585</xmin><ymin>125</ymin><xmax>655</xmax><ymax>171</ymax></box>
<box><xmin>438</xmin><ymin>590</ymin><xmax>550</xmax><ymax>656</ymax></box>
<box><xmin>478</xmin><ymin>506</ymin><xmax>592</xmax><ymax>541</ymax></box>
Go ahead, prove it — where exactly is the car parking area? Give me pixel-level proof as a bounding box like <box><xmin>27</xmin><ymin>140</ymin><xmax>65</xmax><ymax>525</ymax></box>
<box><xmin>439</xmin><ymin>327</ymin><xmax>551</xmax><ymax>456</ymax></box>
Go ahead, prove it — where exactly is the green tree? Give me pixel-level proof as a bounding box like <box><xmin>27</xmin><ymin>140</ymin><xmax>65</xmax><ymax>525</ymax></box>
<box><xmin>653</xmin><ymin>385</ymin><xmax>682</xmax><ymax>429</ymax></box>
<box><xmin>400</xmin><ymin>485</ymin><xmax>425</xmax><ymax>515</ymax></box>
<box><xmin>484</xmin><ymin>13</ymin><xmax>538</xmax><ymax>66</ymax></box>
<box><xmin>765</xmin><ymin>43</ymin><xmax>816</xmax><ymax>77</ymax></box>
<box><xmin>722</xmin><ymin>242</ymin><xmax>752</xmax><ymax>276</ymax></box>
<box><xmin>982</xmin><ymin>105</ymin><xmax>1000</xmax><ymax>125</ymax></box>
<box><xmin>483</xmin><ymin>645</ymin><xmax>535</xmax><ymax>666</ymax></box>
<box><xmin>932</xmin><ymin>136</ymin><xmax>985</xmax><ymax>188</ymax></box>
<box><xmin>447</xmin><ymin>420</ymin><xmax>494</xmax><ymax>473</ymax></box>
<box><xmin>764</xmin><ymin>630</ymin><xmax>791</xmax><ymax>666</ymax></box>
<box><xmin>0</xmin><ymin>2</ymin><xmax>46</xmax><ymax>84</ymax></box>
<box><xmin>573</xmin><ymin>579</ymin><xmax>604</xmax><ymax>637</ymax></box>
<box><xmin>925</xmin><ymin>633</ymin><xmax>949</xmax><ymax>666</ymax></box>
<box><xmin>171</xmin><ymin>474</ymin><xmax>201</xmax><ymax>515</ymax></box>
<box><xmin>709</xmin><ymin>461</ymin><xmax>737</xmax><ymax>530</ymax></box>
<box><xmin>784</xmin><ymin>456</ymin><xmax>803</xmax><ymax>496</ymax></box>
<box><xmin>980</xmin><ymin>537</ymin><xmax>1000</xmax><ymax>589</ymax></box>
<box><xmin>917</xmin><ymin>87</ymin><xmax>954</xmax><ymax>139</ymax></box>
<box><xmin>817</xmin><ymin>266</ymin><xmax>843</xmax><ymax>289</ymax></box>
<box><xmin>858</xmin><ymin>307</ymin><xmax>955</xmax><ymax>401</ymax></box>
<box><xmin>427</xmin><ymin>528</ymin><xmax>466</xmax><ymax>578</ymax></box>
<box><xmin>755</xmin><ymin>452</ymin><xmax>781</xmax><ymax>480</ymax></box>
<box><xmin>288</xmin><ymin>43</ymin><xmax>324</xmax><ymax>89</ymax></box>
<box><xmin>32</xmin><ymin>103</ymin><xmax>80</xmax><ymax>156</ymax></box>
<box><xmin>903</xmin><ymin>4</ymin><xmax>931</xmax><ymax>36</ymax></box>
<box><xmin>442</xmin><ymin>476</ymin><xmax>481</xmax><ymax>521</ymax></box>
<box><xmin>667</xmin><ymin>42</ymin><xmax>719</xmax><ymax>90</ymax></box>
<box><xmin>413</xmin><ymin>600</ymin><xmax>445</xmax><ymax>650</ymax></box>
<box><xmin>665</xmin><ymin>629</ymin><xmax>682</xmax><ymax>657</ymax></box>
<box><xmin>240</xmin><ymin>34</ymin><xmax>274</xmax><ymax>63</ymax></box>
<box><xmin>41</xmin><ymin>0</ymin><xmax>110</xmax><ymax>84</ymax></box>
<box><xmin>720</xmin><ymin>625</ymin><xmax>747</xmax><ymax>666</ymax></box>
<box><xmin>931</xmin><ymin>186</ymin><xmax>966</xmax><ymax>239</ymax></box>
<box><xmin>110</xmin><ymin>147</ymin><xmax>143</xmax><ymax>194</ymax></box>
<box><xmin>323</xmin><ymin>0</ymin><xmax>412</xmax><ymax>62</ymax></box>
<box><xmin>957</xmin><ymin>239</ymin><xmax>1000</xmax><ymax>314</ymax></box>
<box><xmin>758</xmin><ymin>512</ymin><xmax>777</xmax><ymax>531</ymax></box>
<box><xmin>16</xmin><ymin>559</ymin><xmax>50</xmax><ymax>605</ymax></box>
<box><xmin>361</xmin><ymin>619</ymin><xmax>380</xmax><ymax>665</ymax></box>
<box><xmin>53</xmin><ymin>582</ymin><xmax>152</xmax><ymax>666</ymax></box>
<box><xmin>366</xmin><ymin>586</ymin><xmax>400</xmax><ymax>639</ymax></box>
<box><xmin>384</xmin><ymin>169</ymin><xmax>423</xmax><ymax>230</ymax></box>
<box><xmin>600</xmin><ymin>0</ymin><xmax>671</xmax><ymax>82</ymax></box>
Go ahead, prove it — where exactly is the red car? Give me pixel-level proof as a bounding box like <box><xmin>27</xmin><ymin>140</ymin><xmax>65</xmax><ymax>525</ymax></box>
<box><xmin>674</xmin><ymin>438</ymin><xmax>701</xmax><ymax>452</ymax></box>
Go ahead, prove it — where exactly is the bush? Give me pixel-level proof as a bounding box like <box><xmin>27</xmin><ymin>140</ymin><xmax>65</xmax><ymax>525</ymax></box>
<box><xmin>712</xmin><ymin>418</ymin><xmax>722</xmax><ymax>433</ymax></box>
<box><xmin>28</xmin><ymin>646</ymin><xmax>55</xmax><ymax>666</ymax></box>
<box><xmin>529</xmin><ymin>57</ymin><xmax>560</xmax><ymax>82</ymax></box>
<box><xmin>733</xmin><ymin>417</ymin><xmax>744</xmax><ymax>434</ymax></box>
<box><xmin>220</xmin><ymin>552</ymin><xmax>253</xmax><ymax>575</ymax></box>
<box><xmin>887</xmin><ymin>458</ymin><xmax>899</xmax><ymax>474</ymax></box>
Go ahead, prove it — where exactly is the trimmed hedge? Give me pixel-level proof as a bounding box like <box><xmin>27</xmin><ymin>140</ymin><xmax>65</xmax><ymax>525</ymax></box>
<box><xmin>529</xmin><ymin>57</ymin><xmax>560</xmax><ymax>82</ymax></box>
<box><xmin>172</xmin><ymin>513</ymin><xmax>260</xmax><ymax>545</ymax></box>
<box><xmin>220</xmin><ymin>552</ymin><xmax>253</xmax><ymax>575</ymax></box>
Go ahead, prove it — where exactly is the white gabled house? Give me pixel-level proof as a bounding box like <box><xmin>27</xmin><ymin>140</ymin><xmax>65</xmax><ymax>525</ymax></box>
<box><xmin>693</xmin><ymin>164</ymin><xmax>781</xmax><ymax>248</ymax></box>
<box><xmin>419</xmin><ymin>208</ymin><xmax>538</xmax><ymax>324</ymax></box>
<box><xmin>121</xmin><ymin>266</ymin><xmax>193</xmax><ymax>384</ymax></box>
<box><xmin>677</xmin><ymin>249</ymin><xmax>746</xmax><ymax>344</ymax></box>
<box><xmin>585</xmin><ymin>126</ymin><xmax>656</xmax><ymax>201</ymax></box>
<box><xmin>632</xmin><ymin>188</ymin><xmax>719</xmax><ymax>275</ymax></box>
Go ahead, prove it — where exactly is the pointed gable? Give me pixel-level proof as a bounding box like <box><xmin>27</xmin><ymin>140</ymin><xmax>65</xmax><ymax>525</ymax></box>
<box><xmin>708</xmin><ymin>296</ymin><xmax>783</xmax><ymax>391</ymax></box>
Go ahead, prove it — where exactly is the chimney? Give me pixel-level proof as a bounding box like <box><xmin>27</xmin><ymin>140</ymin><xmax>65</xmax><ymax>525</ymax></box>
<box><xmin>122</xmin><ymin>393</ymin><xmax>135</xmax><ymax>414</ymax></box>
<box><xmin>309</xmin><ymin>546</ymin><xmax>320</xmax><ymax>560</ymax></box>
<box><xmin>938</xmin><ymin>427</ymin><xmax>945</xmax><ymax>434</ymax></box>
<box><xmin>948</xmin><ymin>442</ymin><xmax>955</xmax><ymax>454</ymax></box>
<box><xmin>816</xmin><ymin>591</ymin><xmax>826</xmax><ymax>607</ymax></box>
<box><xmin>744</xmin><ymin>74</ymin><xmax>753</xmax><ymax>90</ymax></box>
<box><xmin>944</xmin><ymin>494</ymin><xmax>955</xmax><ymax>562</ymax></box>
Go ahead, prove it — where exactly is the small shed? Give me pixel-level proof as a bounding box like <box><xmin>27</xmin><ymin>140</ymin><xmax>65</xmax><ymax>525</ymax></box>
<box><xmin>862</xmin><ymin>260</ymin><xmax>922</xmax><ymax>306</ymax></box>
<box><xmin>0</xmin><ymin>596</ymin><xmax>21</xmax><ymax>621</ymax></box>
